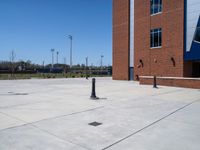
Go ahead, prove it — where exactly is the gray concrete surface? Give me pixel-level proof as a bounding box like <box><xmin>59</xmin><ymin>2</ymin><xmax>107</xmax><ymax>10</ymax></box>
<box><xmin>0</xmin><ymin>77</ymin><xmax>200</xmax><ymax>150</ymax></box>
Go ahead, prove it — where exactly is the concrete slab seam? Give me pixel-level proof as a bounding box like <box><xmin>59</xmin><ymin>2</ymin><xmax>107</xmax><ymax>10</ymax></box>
<box><xmin>0</xmin><ymin>106</ymin><xmax>104</xmax><ymax>132</ymax></box>
<box><xmin>30</xmin><ymin>123</ymin><xmax>92</xmax><ymax>150</ymax></box>
<box><xmin>102</xmin><ymin>99</ymin><xmax>200</xmax><ymax>150</ymax></box>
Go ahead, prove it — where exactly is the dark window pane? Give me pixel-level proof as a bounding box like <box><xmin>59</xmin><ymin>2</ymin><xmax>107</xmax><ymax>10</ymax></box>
<box><xmin>154</xmin><ymin>32</ymin><xmax>159</xmax><ymax>47</ymax></box>
<box><xmin>151</xmin><ymin>33</ymin><xmax>154</xmax><ymax>47</ymax></box>
<box><xmin>159</xmin><ymin>30</ymin><xmax>162</xmax><ymax>46</ymax></box>
<box><xmin>151</xmin><ymin>0</ymin><xmax>154</xmax><ymax>14</ymax></box>
<box><xmin>150</xmin><ymin>28</ymin><xmax>162</xmax><ymax>48</ymax></box>
<box><xmin>151</xmin><ymin>0</ymin><xmax>162</xmax><ymax>15</ymax></box>
<box><xmin>160</xmin><ymin>0</ymin><xmax>162</xmax><ymax>12</ymax></box>
<box><xmin>154</xmin><ymin>0</ymin><xmax>159</xmax><ymax>13</ymax></box>
<box><xmin>194</xmin><ymin>27</ymin><xmax>200</xmax><ymax>42</ymax></box>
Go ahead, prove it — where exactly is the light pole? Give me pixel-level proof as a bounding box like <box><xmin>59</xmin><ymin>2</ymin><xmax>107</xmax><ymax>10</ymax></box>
<box><xmin>101</xmin><ymin>55</ymin><xmax>104</xmax><ymax>69</ymax></box>
<box><xmin>56</xmin><ymin>51</ymin><xmax>59</xmax><ymax>64</ymax></box>
<box><xmin>10</xmin><ymin>50</ymin><xmax>16</xmax><ymax>78</ymax></box>
<box><xmin>63</xmin><ymin>57</ymin><xmax>66</xmax><ymax>65</ymax></box>
<box><xmin>68</xmin><ymin>35</ymin><xmax>73</xmax><ymax>68</ymax></box>
<box><xmin>63</xmin><ymin>57</ymin><xmax>66</xmax><ymax>74</ymax></box>
<box><xmin>85</xmin><ymin>56</ymin><xmax>88</xmax><ymax>79</ymax></box>
<box><xmin>43</xmin><ymin>61</ymin><xmax>45</xmax><ymax>69</ymax></box>
<box><xmin>51</xmin><ymin>49</ymin><xmax>55</xmax><ymax>68</ymax></box>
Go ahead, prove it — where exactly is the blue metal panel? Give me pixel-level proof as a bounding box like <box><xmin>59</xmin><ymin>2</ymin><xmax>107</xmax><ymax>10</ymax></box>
<box><xmin>198</xmin><ymin>17</ymin><xmax>200</xmax><ymax>27</ymax></box>
<box><xmin>186</xmin><ymin>0</ymin><xmax>200</xmax><ymax>52</ymax></box>
<box><xmin>185</xmin><ymin>15</ymin><xmax>200</xmax><ymax>61</ymax></box>
<box><xmin>185</xmin><ymin>41</ymin><xmax>200</xmax><ymax>61</ymax></box>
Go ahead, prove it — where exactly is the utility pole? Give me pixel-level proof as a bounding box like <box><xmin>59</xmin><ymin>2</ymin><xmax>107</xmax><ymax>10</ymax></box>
<box><xmin>68</xmin><ymin>35</ymin><xmax>73</xmax><ymax>68</ymax></box>
<box><xmin>51</xmin><ymin>49</ymin><xmax>55</xmax><ymax>69</ymax></box>
<box><xmin>63</xmin><ymin>57</ymin><xmax>66</xmax><ymax>74</ymax></box>
<box><xmin>56</xmin><ymin>51</ymin><xmax>59</xmax><ymax>64</ymax></box>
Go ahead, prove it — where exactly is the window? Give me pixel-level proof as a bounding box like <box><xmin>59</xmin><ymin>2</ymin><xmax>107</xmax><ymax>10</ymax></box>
<box><xmin>151</xmin><ymin>0</ymin><xmax>162</xmax><ymax>15</ymax></box>
<box><xmin>194</xmin><ymin>27</ymin><xmax>200</xmax><ymax>43</ymax></box>
<box><xmin>151</xmin><ymin>28</ymin><xmax>162</xmax><ymax>48</ymax></box>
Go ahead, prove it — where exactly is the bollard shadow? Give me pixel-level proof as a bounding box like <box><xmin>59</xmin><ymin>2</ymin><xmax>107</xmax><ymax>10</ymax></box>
<box><xmin>153</xmin><ymin>87</ymin><xmax>159</xmax><ymax>89</ymax></box>
<box><xmin>99</xmin><ymin>98</ymin><xmax>107</xmax><ymax>100</ymax></box>
<box><xmin>90</xmin><ymin>97</ymin><xmax>107</xmax><ymax>100</ymax></box>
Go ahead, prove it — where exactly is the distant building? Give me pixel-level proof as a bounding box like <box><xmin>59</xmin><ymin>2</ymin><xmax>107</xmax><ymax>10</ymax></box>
<box><xmin>113</xmin><ymin>0</ymin><xmax>200</xmax><ymax>88</ymax></box>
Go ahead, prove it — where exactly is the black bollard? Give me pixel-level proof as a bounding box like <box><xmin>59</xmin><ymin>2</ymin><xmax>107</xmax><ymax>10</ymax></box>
<box><xmin>153</xmin><ymin>75</ymin><xmax>157</xmax><ymax>88</ymax></box>
<box><xmin>90</xmin><ymin>78</ymin><xmax>98</xmax><ymax>99</ymax></box>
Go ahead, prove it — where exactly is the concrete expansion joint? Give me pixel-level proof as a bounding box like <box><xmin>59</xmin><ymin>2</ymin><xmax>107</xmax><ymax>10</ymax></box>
<box><xmin>0</xmin><ymin>108</ymin><xmax>101</xmax><ymax>150</ymax></box>
<box><xmin>30</xmin><ymin>124</ymin><xmax>92</xmax><ymax>150</ymax></box>
<box><xmin>0</xmin><ymin>111</ymin><xmax>93</xmax><ymax>150</ymax></box>
<box><xmin>0</xmin><ymin>111</ymin><xmax>30</xmax><ymax>133</ymax></box>
<box><xmin>108</xmin><ymin>89</ymin><xmax>184</xmax><ymax>106</ymax></box>
<box><xmin>151</xmin><ymin>89</ymin><xmax>183</xmax><ymax>97</ymax></box>
<box><xmin>102</xmin><ymin>99</ymin><xmax>200</xmax><ymax>150</ymax></box>
<box><xmin>0</xmin><ymin>106</ymin><xmax>105</xmax><ymax>133</ymax></box>
<box><xmin>0</xmin><ymin>95</ymin><xmax>68</xmax><ymax>109</ymax></box>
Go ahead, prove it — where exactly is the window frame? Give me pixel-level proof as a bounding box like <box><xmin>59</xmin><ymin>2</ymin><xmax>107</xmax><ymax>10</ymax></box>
<box><xmin>150</xmin><ymin>28</ymin><xmax>162</xmax><ymax>48</ymax></box>
<box><xmin>150</xmin><ymin>0</ymin><xmax>162</xmax><ymax>16</ymax></box>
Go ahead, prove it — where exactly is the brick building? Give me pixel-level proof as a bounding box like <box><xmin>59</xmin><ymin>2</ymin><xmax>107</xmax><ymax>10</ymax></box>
<box><xmin>113</xmin><ymin>0</ymin><xmax>200</xmax><ymax>88</ymax></box>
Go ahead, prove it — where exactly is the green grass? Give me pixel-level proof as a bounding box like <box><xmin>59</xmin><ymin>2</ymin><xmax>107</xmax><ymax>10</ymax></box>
<box><xmin>0</xmin><ymin>73</ymin><xmax>111</xmax><ymax>80</ymax></box>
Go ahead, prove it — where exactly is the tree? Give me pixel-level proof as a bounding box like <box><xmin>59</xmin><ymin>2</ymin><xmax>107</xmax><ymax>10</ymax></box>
<box><xmin>10</xmin><ymin>50</ymin><xmax>16</xmax><ymax>79</ymax></box>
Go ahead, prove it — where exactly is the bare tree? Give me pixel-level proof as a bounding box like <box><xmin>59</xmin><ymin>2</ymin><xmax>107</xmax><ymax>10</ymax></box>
<box><xmin>10</xmin><ymin>50</ymin><xmax>16</xmax><ymax>79</ymax></box>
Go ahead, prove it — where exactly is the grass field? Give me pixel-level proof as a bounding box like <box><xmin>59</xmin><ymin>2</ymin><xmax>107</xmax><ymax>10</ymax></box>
<box><xmin>0</xmin><ymin>73</ymin><xmax>111</xmax><ymax>80</ymax></box>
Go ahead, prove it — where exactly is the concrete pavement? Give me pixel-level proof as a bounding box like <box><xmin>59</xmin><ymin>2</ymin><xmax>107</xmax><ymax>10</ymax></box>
<box><xmin>0</xmin><ymin>77</ymin><xmax>200</xmax><ymax>150</ymax></box>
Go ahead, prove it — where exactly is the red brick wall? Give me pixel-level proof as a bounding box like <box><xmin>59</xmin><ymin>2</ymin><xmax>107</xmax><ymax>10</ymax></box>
<box><xmin>113</xmin><ymin>0</ymin><xmax>130</xmax><ymax>80</ymax></box>
<box><xmin>134</xmin><ymin>0</ymin><xmax>151</xmax><ymax>77</ymax></box>
<box><xmin>140</xmin><ymin>76</ymin><xmax>200</xmax><ymax>89</ymax></box>
<box><xmin>134</xmin><ymin>0</ymin><xmax>185</xmax><ymax>79</ymax></box>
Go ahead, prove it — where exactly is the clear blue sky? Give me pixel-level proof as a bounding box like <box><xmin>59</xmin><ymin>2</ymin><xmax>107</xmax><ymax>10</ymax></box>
<box><xmin>0</xmin><ymin>0</ymin><xmax>112</xmax><ymax>66</ymax></box>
